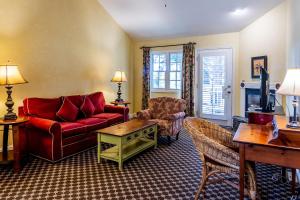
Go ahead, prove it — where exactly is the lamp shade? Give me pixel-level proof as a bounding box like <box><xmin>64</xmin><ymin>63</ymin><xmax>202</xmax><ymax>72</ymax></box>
<box><xmin>0</xmin><ymin>65</ymin><xmax>27</xmax><ymax>85</ymax></box>
<box><xmin>111</xmin><ymin>71</ymin><xmax>127</xmax><ymax>82</ymax></box>
<box><xmin>276</xmin><ymin>68</ymin><xmax>300</xmax><ymax>96</ymax></box>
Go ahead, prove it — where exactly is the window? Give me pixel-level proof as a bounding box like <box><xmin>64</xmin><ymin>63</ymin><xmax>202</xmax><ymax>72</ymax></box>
<box><xmin>151</xmin><ymin>51</ymin><xmax>182</xmax><ymax>91</ymax></box>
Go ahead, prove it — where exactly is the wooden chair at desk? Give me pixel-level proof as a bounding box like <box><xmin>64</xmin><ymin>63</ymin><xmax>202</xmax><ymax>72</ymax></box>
<box><xmin>234</xmin><ymin>115</ymin><xmax>300</xmax><ymax>200</ymax></box>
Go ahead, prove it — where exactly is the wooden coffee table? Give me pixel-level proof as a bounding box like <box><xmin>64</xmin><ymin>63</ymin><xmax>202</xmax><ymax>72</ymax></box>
<box><xmin>97</xmin><ymin>119</ymin><xmax>157</xmax><ymax>170</ymax></box>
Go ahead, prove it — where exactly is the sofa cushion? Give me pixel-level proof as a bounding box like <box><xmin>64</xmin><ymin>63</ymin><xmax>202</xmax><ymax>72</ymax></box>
<box><xmin>76</xmin><ymin>118</ymin><xmax>107</xmax><ymax>131</ymax></box>
<box><xmin>80</xmin><ymin>96</ymin><xmax>95</xmax><ymax>118</ymax></box>
<box><xmin>56</xmin><ymin>98</ymin><xmax>79</xmax><ymax>122</ymax></box>
<box><xmin>91</xmin><ymin>113</ymin><xmax>123</xmax><ymax>125</ymax></box>
<box><xmin>23</xmin><ymin>97</ymin><xmax>62</xmax><ymax>120</ymax></box>
<box><xmin>88</xmin><ymin>92</ymin><xmax>105</xmax><ymax>114</ymax></box>
<box><xmin>64</xmin><ymin>95</ymin><xmax>84</xmax><ymax>108</ymax></box>
<box><xmin>60</xmin><ymin>122</ymin><xmax>87</xmax><ymax>138</ymax></box>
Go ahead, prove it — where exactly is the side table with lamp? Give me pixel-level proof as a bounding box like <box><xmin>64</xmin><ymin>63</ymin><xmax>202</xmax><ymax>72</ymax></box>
<box><xmin>111</xmin><ymin>70</ymin><xmax>127</xmax><ymax>103</ymax></box>
<box><xmin>111</xmin><ymin>70</ymin><xmax>131</xmax><ymax>107</ymax></box>
<box><xmin>0</xmin><ymin>64</ymin><xmax>28</xmax><ymax>172</ymax></box>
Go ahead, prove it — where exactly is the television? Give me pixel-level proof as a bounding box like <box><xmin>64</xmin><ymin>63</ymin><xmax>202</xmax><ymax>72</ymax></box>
<box><xmin>260</xmin><ymin>67</ymin><xmax>273</xmax><ymax>112</ymax></box>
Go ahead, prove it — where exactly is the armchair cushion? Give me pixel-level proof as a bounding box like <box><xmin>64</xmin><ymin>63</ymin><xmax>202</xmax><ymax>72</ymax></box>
<box><xmin>80</xmin><ymin>96</ymin><xmax>95</xmax><ymax>117</ymax></box>
<box><xmin>56</xmin><ymin>98</ymin><xmax>79</xmax><ymax>122</ymax></box>
<box><xmin>88</xmin><ymin>92</ymin><xmax>105</xmax><ymax>114</ymax></box>
<box><xmin>163</xmin><ymin>112</ymin><xmax>185</xmax><ymax>120</ymax></box>
<box><xmin>23</xmin><ymin>97</ymin><xmax>62</xmax><ymax>120</ymax></box>
<box><xmin>137</xmin><ymin>109</ymin><xmax>151</xmax><ymax>120</ymax></box>
<box><xmin>148</xmin><ymin>97</ymin><xmax>186</xmax><ymax>119</ymax></box>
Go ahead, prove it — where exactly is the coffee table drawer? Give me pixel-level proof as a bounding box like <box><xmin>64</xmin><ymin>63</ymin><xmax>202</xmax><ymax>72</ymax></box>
<box><xmin>123</xmin><ymin>131</ymin><xmax>141</xmax><ymax>143</ymax></box>
<box><xmin>142</xmin><ymin>125</ymin><xmax>156</xmax><ymax>134</ymax></box>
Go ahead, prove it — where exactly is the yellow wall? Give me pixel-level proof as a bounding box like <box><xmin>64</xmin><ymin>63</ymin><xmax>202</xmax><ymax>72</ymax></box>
<box><xmin>239</xmin><ymin>1</ymin><xmax>287</xmax><ymax>84</ymax></box>
<box><xmin>0</xmin><ymin>0</ymin><xmax>133</xmax><ymax>147</ymax></box>
<box><xmin>287</xmin><ymin>0</ymin><xmax>300</xmax><ymax>68</ymax></box>
<box><xmin>238</xmin><ymin>1</ymin><xmax>287</xmax><ymax>115</ymax></box>
<box><xmin>133</xmin><ymin>33</ymin><xmax>240</xmax><ymax>114</ymax></box>
<box><xmin>286</xmin><ymin>0</ymin><xmax>300</xmax><ymax>115</ymax></box>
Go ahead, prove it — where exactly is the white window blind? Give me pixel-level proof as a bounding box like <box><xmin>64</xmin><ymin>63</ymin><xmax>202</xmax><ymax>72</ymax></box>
<box><xmin>202</xmin><ymin>55</ymin><xmax>225</xmax><ymax>116</ymax></box>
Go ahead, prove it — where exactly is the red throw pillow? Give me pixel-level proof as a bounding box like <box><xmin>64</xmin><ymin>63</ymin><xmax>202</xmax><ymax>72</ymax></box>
<box><xmin>80</xmin><ymin>96</ymin><xmax>95</xmax><ymax>117</ymax></box>
<box><xmin>88</xmin><ymin>92</ymin><xmax>105</xmax><ymax>114</ymax></box>
<box><xmin>56</xmin><ymin>97</ymin><xmax>79</xmax><ymax>122</ymax></box>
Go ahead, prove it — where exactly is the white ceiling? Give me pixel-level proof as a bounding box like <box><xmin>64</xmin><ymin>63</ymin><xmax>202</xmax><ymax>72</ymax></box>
<box><xmin>98</xmin><ymin>0</ymin><xmax>284</xmax><ymax>40</ymax></box>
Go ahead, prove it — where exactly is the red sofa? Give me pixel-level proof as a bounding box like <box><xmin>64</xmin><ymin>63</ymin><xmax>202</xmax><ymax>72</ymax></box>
<box><xmin>19</xmin><ymin>92</ymin><xmax>129</xmax><ymax>162</ymax></box>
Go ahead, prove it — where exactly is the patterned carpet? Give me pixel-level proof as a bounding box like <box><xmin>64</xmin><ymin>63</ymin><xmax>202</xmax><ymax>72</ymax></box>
<box><xmin>0</xmin><ymin>130</ymin><xmax>294</xmax><ymax>200</ymax></box>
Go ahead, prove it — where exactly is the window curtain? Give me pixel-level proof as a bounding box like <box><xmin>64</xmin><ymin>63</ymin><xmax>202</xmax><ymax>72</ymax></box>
<box><xmin>182</xmin><ymin>43</ymin><xmax>195</xmax><ymax>116</ymax></box>
<box><xmin>142</xmin><ymin>47</ymin><xmax>151</xmax><ymax>109</ymax></box>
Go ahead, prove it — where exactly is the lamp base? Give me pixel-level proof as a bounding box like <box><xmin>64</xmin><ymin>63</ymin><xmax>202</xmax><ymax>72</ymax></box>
<box><xmin>115</xmin><ymin>82</ymin><xmax>123</xmax><ymax>103</ymax></box>
<box><xmin>4</xmin><ymin>112</ymin><xmax>17</xmax><ymax>120</ymax></box>
<box><xmin>115</xmin><ymin>98</ymin><xmax>124</xmax><ymax>103</ymax></box>
<box><xmin>287</xmin><ymin>121</ymin><xmax>300</xmax><ymax>129</ymax></box>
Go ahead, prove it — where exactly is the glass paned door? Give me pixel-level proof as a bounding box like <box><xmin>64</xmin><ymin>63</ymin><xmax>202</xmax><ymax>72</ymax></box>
<box><xmin>198</xmin><ymin>49</ymin><xmax>233</xmax><ymax>124</ymax></box>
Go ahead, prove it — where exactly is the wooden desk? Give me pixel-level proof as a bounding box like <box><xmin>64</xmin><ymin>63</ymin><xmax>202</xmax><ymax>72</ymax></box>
<box><xmin>234</xmin><ymin>116</ymin><xmax>300</xmax><ymax>200</ymax></box>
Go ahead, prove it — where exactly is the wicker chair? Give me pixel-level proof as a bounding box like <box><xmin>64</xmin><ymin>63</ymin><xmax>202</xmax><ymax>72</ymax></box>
<box><xmin>184</xmin><ymin>117</ymin><xmax>257</xmax><ymax>200</ymax></box>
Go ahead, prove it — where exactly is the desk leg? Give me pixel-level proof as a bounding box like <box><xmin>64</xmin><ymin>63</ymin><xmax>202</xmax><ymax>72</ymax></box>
<box><xmin>12</xmin><ymin>125</ymin><xmax>20</xmax><ymax>173</ymax></box>
<box><xmin>292</xmin><ymin>168</ymin><xmax>296</xmax><ymax>194</ymax></box>
<box><xmin>239</xmin><ymin>144</ymin><xmax>245</xmax><ymax>200</ymax></box>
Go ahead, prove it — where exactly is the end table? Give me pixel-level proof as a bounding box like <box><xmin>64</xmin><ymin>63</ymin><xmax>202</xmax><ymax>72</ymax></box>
<box><xmin>0</xmin><ymin>117</ymin><xmax>29</xmax><ymax>172</ymax></box>
<box><xmin>110</xmin><ymin>101</ymin><xmax>131</xmax><ymax>107</ymax></box>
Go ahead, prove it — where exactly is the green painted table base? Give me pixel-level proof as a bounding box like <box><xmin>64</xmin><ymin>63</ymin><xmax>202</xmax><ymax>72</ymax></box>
<box><xmin>97</xmin><ymin>124</ymin><xmax>157</xmax><ymax>170</ymax></box>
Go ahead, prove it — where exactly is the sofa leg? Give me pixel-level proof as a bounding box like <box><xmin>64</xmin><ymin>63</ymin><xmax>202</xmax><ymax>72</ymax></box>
<box><xmin>176</xmin><ymin>132</ymin><xmax>180</xmax><ymax>140</ymax></box>
<box><xmin>167</xmin><ymin>136</ymin><xmax>171</xmax><ymax>144</ymax></box>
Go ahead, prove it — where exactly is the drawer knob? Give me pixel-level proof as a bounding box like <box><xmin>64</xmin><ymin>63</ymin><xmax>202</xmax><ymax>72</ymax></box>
<box><xmin>150</xmin><ymin>128</ymin><xmax>153</xmax><ymax>131</ymax></box>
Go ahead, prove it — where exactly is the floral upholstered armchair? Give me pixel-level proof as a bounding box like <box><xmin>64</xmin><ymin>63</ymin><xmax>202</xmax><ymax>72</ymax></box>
<box><xmin>137</xmin><ymin>97</ymin><xmax>186</xmax><ymax>142</ymax></box>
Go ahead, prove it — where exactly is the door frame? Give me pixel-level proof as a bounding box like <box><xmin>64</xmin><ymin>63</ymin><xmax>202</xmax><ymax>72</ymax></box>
<box><xmin>195</xmin><ymin>48</ymin><xmax>234</xmax><ymax>126</ymax></box>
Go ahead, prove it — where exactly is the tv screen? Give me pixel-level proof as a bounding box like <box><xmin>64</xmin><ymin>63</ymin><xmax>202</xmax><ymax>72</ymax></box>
<box><xmin>260</xmin><ymin>67</ymin><xmax>272</xmax><ymax>112</ymax></box>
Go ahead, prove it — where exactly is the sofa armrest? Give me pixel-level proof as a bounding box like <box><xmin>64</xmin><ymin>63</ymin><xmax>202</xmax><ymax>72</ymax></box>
<box><xmin>104</xmin><ymin>105</ymin><xmax>129</xmax><ymax>121</ymax></box>
<box><xmin>137</xmin><ymin>109</ymin><xmax>152</xmax><ymax>120</ymax></box>
<box><xmin>163</xmin><ymin>112</ymin><xmax>185</xmax><ymax>120</ymax></box>
<box><xmin>27</xmin><ymin>117</ymin><xmax>61</xmax><ymax>135</ymax></box>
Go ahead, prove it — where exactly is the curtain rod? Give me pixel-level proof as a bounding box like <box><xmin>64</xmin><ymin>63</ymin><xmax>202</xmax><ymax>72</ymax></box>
<box><xmin>140</xmin><ymin>42</ymin><xmax>196</xmax><ymax>49</ymax></box>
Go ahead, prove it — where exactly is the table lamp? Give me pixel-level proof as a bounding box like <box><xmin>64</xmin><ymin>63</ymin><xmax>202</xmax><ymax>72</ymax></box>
<box><xmin>111</xmin><ymin>71</ymin><xmax>127</xmax><ymax>102</ymax></box>
<box><xmin>0</xmin><ymin>65</ymin><xmax>27</xmax><ymax>120</ymax></box>
<box><xmin>276</xmin><ymin>68</ymin><xmax>300</xmax><ymax>128</ymax></box>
